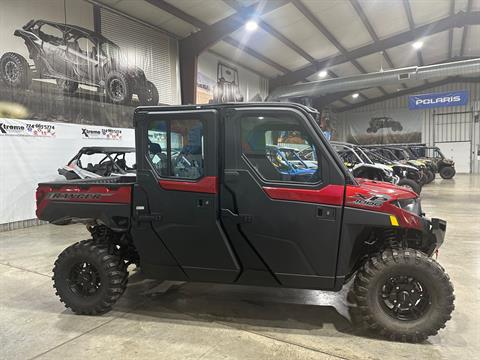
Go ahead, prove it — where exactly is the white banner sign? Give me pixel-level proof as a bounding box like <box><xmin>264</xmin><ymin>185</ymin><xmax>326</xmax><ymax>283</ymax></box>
<box><xmin>0</xmin><ymin>118</ymin><xmax>56</xmax><ymax>137</ymax></box>
<box><xmin>81</xmin><ymin>126</ymin><xmax>122</xmax><ymax>140</ymax></box>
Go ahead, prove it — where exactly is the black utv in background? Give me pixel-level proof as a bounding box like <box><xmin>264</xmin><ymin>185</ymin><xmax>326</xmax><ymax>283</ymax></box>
<box><xmin>409</xmin><ymin>145</ymin><xmax>456</xmax><ymax>179</ymax></box>
<box><xmin>0</xmin><ymin>20</ymin><xmax>159</xmax><ymax>106</ymax></box>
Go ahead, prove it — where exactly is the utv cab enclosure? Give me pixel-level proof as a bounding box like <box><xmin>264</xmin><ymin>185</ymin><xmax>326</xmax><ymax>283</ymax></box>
<box><xmin>36</xmin><ymin>103</ymin><xmax>454</xmax><ymax>342</ymax></box>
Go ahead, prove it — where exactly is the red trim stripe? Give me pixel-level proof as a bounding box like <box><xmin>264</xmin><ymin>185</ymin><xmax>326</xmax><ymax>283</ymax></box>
<box><xmin>159</xmin><ymin>176</ymin><xmax>218</xmax><ymax>194</ymax></box>
<box><xmin>262</xmin><ymin>184</ymin><xmax>344</xmax><ymax>206</ymax></box>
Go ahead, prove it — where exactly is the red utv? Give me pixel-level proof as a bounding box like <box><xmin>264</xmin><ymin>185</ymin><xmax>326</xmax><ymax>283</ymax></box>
<box><xmin>36</xmin><ymin>103</ymin><xmax>454</xmax><ymax>342</ymax></box>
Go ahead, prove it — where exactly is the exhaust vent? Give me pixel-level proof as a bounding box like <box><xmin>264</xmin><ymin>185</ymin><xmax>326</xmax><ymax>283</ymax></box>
<box><xmin>398</xmin><ymin>73</ymin><xmax>410</xmax><ymax>80</ymax></box>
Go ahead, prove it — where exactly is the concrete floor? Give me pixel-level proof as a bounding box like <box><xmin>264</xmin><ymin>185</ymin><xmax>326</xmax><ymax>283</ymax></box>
<box><xmin>1</xmin><ymin>174</ymin><xmax>479</xmax><ymax>360</ymax></box>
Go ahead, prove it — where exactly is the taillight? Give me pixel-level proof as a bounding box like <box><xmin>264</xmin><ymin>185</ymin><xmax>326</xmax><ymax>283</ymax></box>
<box><xmin>36</xmin><ymin>187</ymin><xmax>48</xmax><ymax>206</ymax></box>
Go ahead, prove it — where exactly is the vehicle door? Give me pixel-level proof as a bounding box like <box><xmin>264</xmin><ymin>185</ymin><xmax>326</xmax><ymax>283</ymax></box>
<box><xmin>132</xmin><ymin>109</ymin><xmax>240</xmax><ymax>282</ymax></box>
<box><xmin>221</xmin><ymin>107</ymin><xmax>346</xmax><ymax>290</ymax></box>
<box><xmin>37</xmin><ymin>23</ymin><xmax>67</xmax><ymax>75</ymax></box>
<box><xmin>67</xmin><ymin>36</ymin><xmax>99</xmax><ymax>83</ymax></box>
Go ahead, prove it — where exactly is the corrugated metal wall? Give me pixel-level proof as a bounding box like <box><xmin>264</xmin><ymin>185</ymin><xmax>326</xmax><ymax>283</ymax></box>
<box><xmin>101</xmin><ymin>9</ymin><xmax>180</xmax><ymax>105</ymax></box>
<box><xmin>335</xmin><ymin>81</ymin><xmax>480</xmax><ymax>173</ymax></box>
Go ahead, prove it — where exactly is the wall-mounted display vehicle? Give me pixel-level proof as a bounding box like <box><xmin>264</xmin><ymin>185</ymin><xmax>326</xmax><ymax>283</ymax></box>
<box><xmin>331</xmin><ymin>142</ymin><xmax>422</xmax><ymax>194</ymax></box>
<box><xmin>58</xmin><ymin>147</ymin><xmax>136</xmax><ymax>180</ymax></box>
<box><xmin>0</xmin><ymin>20</ymin><xmax>159</xmax><ymax>105</ymax></box>
<box><xmin>36</xmin><ymin>103</ymin><xmax>454</xmax><ymax>343</ymax></box>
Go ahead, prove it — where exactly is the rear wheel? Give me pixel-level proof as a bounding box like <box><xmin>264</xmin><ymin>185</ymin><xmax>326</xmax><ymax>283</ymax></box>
<box><xmin>397</xmin><ymin>178</ymin><xmax>421</xmax><ymax>194</ymax></box>
<box><xmin>52</xmin><ymin>239</ymin><xmax>128</xmax><ymax>315</ymax></box>
<box><xmin>0</xmin><ymin>52</ymin><xmax>32</xmax><ymax>88</ymax></box>
<box><xmin>439</xmin><ymin>166</ymin><xmax>455</xmax><ymax>179</ymax></box>
<box><xmin>353</xmin><ymin>249</ymin><xmax>454</xmax><ymax>342</ymax></box>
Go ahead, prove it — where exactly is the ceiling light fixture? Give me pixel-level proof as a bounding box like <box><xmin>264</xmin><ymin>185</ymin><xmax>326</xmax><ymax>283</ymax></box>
<box><xmin>245</xmin><ymin>20</ymin><xmax>258</xmax><ymax>31</ymax></box>
<box><xmin>318</xmin><ymin>70</ymin><xmax>328</xmax><ymax>78</ymax></box>
<box><xmin>352</xmin><ymin>93</ymin><xmax>359</xmax><ymax>99</ymax></box>
<box><xmin>412</xmin><ymin>41</ymin><xmax>424</xmax><ymax>50</ymax></box>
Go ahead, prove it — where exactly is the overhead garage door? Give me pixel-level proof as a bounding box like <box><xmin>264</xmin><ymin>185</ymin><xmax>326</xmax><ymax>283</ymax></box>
<box><xmin>100</xmin><ymin>9</ymin><xmax>180</xmax><ymax>105</ymax></box>
<box><xmin>433</xmin><ymin>111</ymin><xmax>474</xmax><ymax>174</ymax></box>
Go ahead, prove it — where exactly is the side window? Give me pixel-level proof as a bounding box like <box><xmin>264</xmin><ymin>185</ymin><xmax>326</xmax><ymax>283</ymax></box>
<box><xmin>240</xmin><ymin>114</ymin><xmax>320</xmax><ymax>183</ymax></box>
<box><xmin>148</xmin><ymin>119</ymin><xmax>204</xmax><ymax>180</ymax></box>
<box><xmin>38</xmin><ymin>24</ymin><xmax>65</xmax><ymax>45</ymax></box>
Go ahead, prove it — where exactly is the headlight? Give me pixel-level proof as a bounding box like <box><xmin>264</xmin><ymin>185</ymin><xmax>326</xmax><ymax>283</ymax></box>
<box><xmin>393</xmin><ymin>198</ymin><xmax>422</xmax><ymax>215</ymax></box>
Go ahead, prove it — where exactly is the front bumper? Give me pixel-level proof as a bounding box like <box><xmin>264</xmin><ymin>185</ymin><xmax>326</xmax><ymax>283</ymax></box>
<box><xmin>421</xmin><ymin>217</ymin><xmax>447</xmax><ymax>254</ymax></box>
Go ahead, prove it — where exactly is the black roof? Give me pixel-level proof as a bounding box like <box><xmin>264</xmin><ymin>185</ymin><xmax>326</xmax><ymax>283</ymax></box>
<box><xmin>29</xmin><ymin>19</ymin><xmax>115</xmax><ymax>45</ymax></box>
<box><xmin>135</xmin><ymin>102</ymin><xmax>320</xmax><ymax>116</ymax></box>
<box><xmin>79</xmin><ymin>147</ymin><xmax>135</xmax><ymax>154</ymax></box>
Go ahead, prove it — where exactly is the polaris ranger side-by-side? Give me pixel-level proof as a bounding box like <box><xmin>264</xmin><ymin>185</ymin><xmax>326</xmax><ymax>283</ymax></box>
<box><xmin>36</xmin><ymin>103</ymin><xmax>454</xmax><ymax>342</ymax></box>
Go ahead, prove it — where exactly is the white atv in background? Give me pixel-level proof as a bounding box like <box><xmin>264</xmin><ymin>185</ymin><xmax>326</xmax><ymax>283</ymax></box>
<box><xmin>331</xmin><ymin>142</ymin><xmax>422</xmax><ymax>194</ymax></box>
<box><xmin>58</xmin><ymin>146</ymin><xmax>136</xmax><ymax>180</ymax></box>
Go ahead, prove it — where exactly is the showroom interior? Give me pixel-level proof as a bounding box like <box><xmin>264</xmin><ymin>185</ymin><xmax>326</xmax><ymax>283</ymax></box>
<box><xmin>0</xmin><ymin>0</ymin><xmax>479</xmax><ymax>359</ymax></box>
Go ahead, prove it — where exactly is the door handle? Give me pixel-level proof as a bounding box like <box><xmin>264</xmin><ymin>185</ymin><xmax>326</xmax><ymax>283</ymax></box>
<box><xmin>224</xmin><ymin>170</ymin><xmax>240</xmax><ymax>177</ymax></box>
<box><xmin>221</xmin><ymin>209</ymin><xmax>253</xmax><ymax>224</ymax></box>
<box><xmin>317</xmin><ymin>206</ymin><xmax>336</xmax><ymax>219</ymax></box>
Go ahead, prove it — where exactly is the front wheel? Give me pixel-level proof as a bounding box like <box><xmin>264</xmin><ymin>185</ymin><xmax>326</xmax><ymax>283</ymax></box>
<box><xmin>105</xmin><ymin>71</ymin><xmax>132</xmax><ymax>105</ymax></box>
<box><xmin>397</xmin><ymin>178</ymin><xmax>421</xmax><ymax>194</ymax></box>
<box><xmin>353</xmin><ymin>249</ymin><xmax>454</xmax><ymax>342</ymax></box>
<box><xmin>138</xmin><ymin>80</ymin><xmax>159</xmax><ymax>105</ymax></box>
<box><xmin>439</xmin><ymin>166</ymin><xmax>456</xmax><ymax>179</ymax></box>
<box><xmin>52</xmin><ymin>239</ymin><xmax>128</xmax><ymax>315</ymax></box>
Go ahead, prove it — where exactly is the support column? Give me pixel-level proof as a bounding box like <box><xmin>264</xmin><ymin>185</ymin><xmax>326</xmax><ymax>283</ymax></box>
<box><xmin>179</xmin><ymin>42</ymin><xmax>198</xmax><ymax>105</ymax></box>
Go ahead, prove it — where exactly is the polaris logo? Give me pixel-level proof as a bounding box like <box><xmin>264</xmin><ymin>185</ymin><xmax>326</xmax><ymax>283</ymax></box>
<box><xmin>409</xmin><ymin>90</ymin><xmax>468</xmax><ymax>110</ymax></box>
<box><xmin>415</xmin><ymin>95</ymin><xmax>462</xmax><ymax>105</ymax></box>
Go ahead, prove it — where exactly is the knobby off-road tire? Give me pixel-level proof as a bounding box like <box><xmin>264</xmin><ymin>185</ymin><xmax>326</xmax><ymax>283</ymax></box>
<box><xmin>440</xmin><ymin>166</ymin><xmax>456</xmax><ymax>179</ymax></box>
<box><xmin>105</xmin><ymin>71</ymin><xmax>132</xmax><ymax>105</ymax></box>
<box><xmin>0</xmin><ymin>52</ymin><xmax>32</xmax><ymax>88</ymax></box>
<box><xmin>353</xmin><ymin>249</ymin><xmax>454</xmax><ymax>342</ymax></box>
<box><xmin>138</xmin><ymin>80</ymin><xmax>159</xmax><ymax>105</ymax></box>
<box><xmin>53</xmin><ymin>239</ymin><xmax>128</xmax><ymax>315</ymax></box>
<box><xmin>424</xmin><ymin>169</ymin><xmax>435</xmax><ymax>184</ymax></box>
<box><xmin>397</xmin><ymin>178</ymin><xmax>422</xmax><ymax>195</ymax></box>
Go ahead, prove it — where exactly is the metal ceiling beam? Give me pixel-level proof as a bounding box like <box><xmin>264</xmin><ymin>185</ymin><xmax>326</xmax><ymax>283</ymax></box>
<box><xmin>403</xmin><ymin>0</ymin><xmax>424</xmax><ymax>66</ymax></box>
<box><xmin>448</xmin><ymin>0</ymin><xmax>455</xmax><ymax>58</ymax></box>
<box><xmin>335</xmin><ymin>76</ymin><xmax>477</xmax><ymax>112</ymax></box>
<box><xmin>460</xmin><ymin>0</ymin><xmax>473</xmax><ymax>56</ymax></box>
<box><xmin>223</xmin><ymin>0</ymin><xmax>316</xmax><ymax>63</ymax></box>
<box><xmin>147</xmin><ymin>0</ymin><xmax>289</xmax><ymax>70</ymax></box>
<box><xmin>146</xmin><ymin>0</ymin><xmax>290</xmax><ymax>103</ymax></box>
<box><xmin>270</xmin><ymin>11</ymin><xmax>480</xmax><ymax>89</ymax></box>
<box><xmin>349</xmin><ymin>0</ymin><xmax>408</xmax><ymax>90</ymax></box>
<box><xmin>180</xmin><ymin>0</ymin><xmax>290</xmax><ymax>52</ymax></box>
<box><xmin>291</xmin><ymin>0</ymin><xmax>400</xmax><ymax>99</ymax></box>
<box><xmin>349</xmin><ymin>0</ymin><xmax>394</xmax><ymax>69</ymax></box>
<box><xmin>223</xmin><ymin>37</ymin><xmax>290</xmax><ymax>73</ymax></box>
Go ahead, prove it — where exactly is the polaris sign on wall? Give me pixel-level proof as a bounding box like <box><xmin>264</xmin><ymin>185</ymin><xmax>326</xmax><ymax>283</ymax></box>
<box><xmin>408</xmin><ymin>90</ymin><xmax>469</xmax><ymax>110</ymax></box>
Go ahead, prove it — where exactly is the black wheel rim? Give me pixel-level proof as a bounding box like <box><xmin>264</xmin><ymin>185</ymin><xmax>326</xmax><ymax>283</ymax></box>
<box><xmin>67</xmin><ymin>261</ymin><xmax>102</xmax><ymax>297</ymax></box>
<box><xmin>379</xmin><ymin>275</ymin><xmax>430</xmax><ymax>321</ymax></box>
<box><xmin>4</xmin><ymin>60</ymin><xmax>19</xmax><ymax>84</ymax></box>
<box><xmin>144</xmin><ymin>86</ymin><xmax>153</xmax><ymax>102</ymax></box>
<box><xmin>109</xmin><ymin>79</ymin><xmax>125</xmax><ymax>101</ymax></box>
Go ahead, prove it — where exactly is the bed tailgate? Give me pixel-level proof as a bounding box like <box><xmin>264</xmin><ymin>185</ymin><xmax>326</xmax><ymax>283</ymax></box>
<box><xmin>36</xmin><ymin>178</ymin><xmax>134</xmax><ymax>230</ymax></box>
